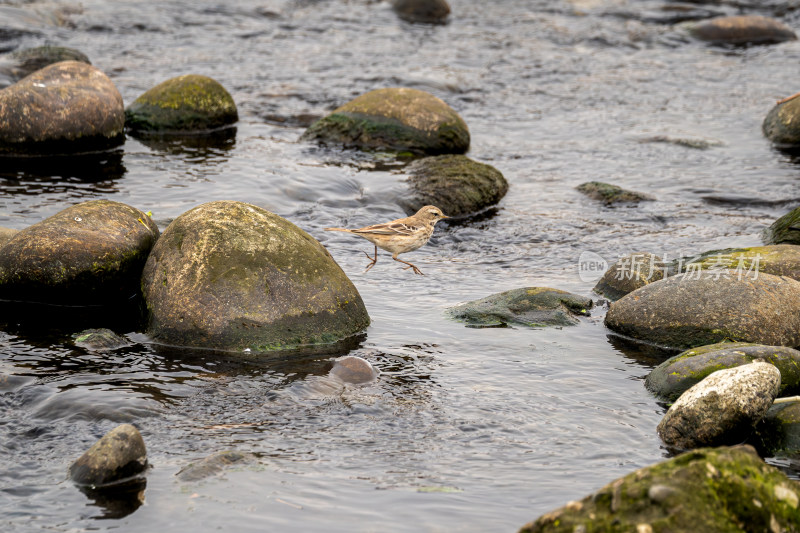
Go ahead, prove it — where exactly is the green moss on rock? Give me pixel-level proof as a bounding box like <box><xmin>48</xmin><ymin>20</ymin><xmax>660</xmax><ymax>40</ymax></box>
<box><xmin>576</xmin><ymin>181</ymin><xmax>653</xmax><ymax>206</ymax></box>
<box><xmin>69</xmin><ymin>424</ymin><xmax>148</xmax><ymax>487</ymax></box>
<box><xmin>752</xmin><ymin>402</ymin><xmax>800</xmax><ymax>457</ymax></box>
<box><xmin>764</xmin><ymin>206</ymin><xmax>800</xmax><ymax>245</ymax></box>
<box><xmin>300</xmin><ymin>87</ymin><xmax>469</xmax><ymax>155</ymax></box>
<box><xmin>683</xmin><ymin>245</ymin><xmax>800</xmax><ymax>281</ymax></box>
<box><xmin>125</xmin><ymin>74</ymin><xmax>238</xmax><ymax>133</ymax></box>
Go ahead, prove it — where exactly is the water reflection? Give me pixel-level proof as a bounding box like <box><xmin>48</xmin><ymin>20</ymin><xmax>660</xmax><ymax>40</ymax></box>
<box><xmin>0</xmin><ymin>149</ymin><xmax>126</xmax><ymax>184</ymax></box>
<box><xmin>129</xmin><ymin>127</ymin><xmax>236</xmax><ymax>163</ymax></box>
<box><xmin>78</xmin><ymin>479</ymin><xmax>147</xmax><ymax>520</ymax></box>
<box><xmin>606</xmin><ymin>333</ymin><xmax>677</xmax><ymax>368</ymax></box>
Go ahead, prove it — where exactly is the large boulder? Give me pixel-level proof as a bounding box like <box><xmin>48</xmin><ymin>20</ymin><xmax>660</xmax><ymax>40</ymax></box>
<box><xmin>0</xmin><ymin>200</ymin><xmax>159</xmax><ymax>305</ymax></box>
<box><xmin>398</xmin><ymin>155</ymin><xmax>507</xmax><ymax>217</ymax></box>
<box><xmin>69</xmin><ymin>424</ymin><xmax>148</xmax><ymax>487</ymax></box>
<box><xmin>657</xmin><ymin>361</ymin><xmax>780</xmax><ymax>449</ymax></box>
<box><xmin>0</xmin><ymin>46</ymin><xmax>90</xmax><ymax>88</ymax></box>
<box><xmin>764</xmin><ymin>206</ymin><xmax>800</xmax><ymax>244</ymax></box>
<box><xmin>576</xmin><ymin>181</ymin><xmax>653</xmax><ymax>206</ymax></box>
<box><xmin>682</xmin><ymin>244</ymin><xmax>800</xmax><ymax>281</ymax></box>
<box><xmin>764</xmin><ymin>92</ymin><xmax>800</xmax><ymax>146</ymax></box>
<box><xmin>447</xmin><ymin>288</ymin><xmax>592</xmax><ymax>328</ymax></box>
<box><xmin>141</xmin><ymin>201</ymin><xmax>370</xmax><ymax>352</ymax></box>
<box><xmin>646</xmin><ymin>342</ymin><xmax>800</xmax><ymax>401</ymax></box>
<box><xmin>392</xmin><ymin>0</ymin><xmax>450</xmax><ymax>24</ymax></box>
<box><xmin>0</xmin><ymin>61</ymin><xmax>124</xmax><ymax>155</ymax></box>
<box><xmin>593</xmin><ymin>252</ymin><xmax>666</xmax><ymax>301</ymax></box>
<box><xmin>125</xmin><ymin>74</ymin><xmax>238</xmax><ymax>133</ymax></box>
<box><xmin>300</xmin><ymin>87</ymin><xmax>469</xmax><ymax>155</ymax></box>
<box><xmin>518</xmin><ymin>445</ymin><xmax>800</xmax><ymax>533</ymax></box>
<box><xmin>604</xmin><ymin>270</ymin><xmax>800</xmax><ymax>350</ymax></box>
<box><xmin>687</xmin><ymin>15</ymin><xmax>797</xmax><ymax>46</ymax></box>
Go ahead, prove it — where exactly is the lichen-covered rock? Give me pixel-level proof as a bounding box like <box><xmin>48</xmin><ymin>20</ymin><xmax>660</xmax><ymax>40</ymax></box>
<box><xmin>752</xmin><ymin>401</ymin><xmax>800</xmax><ymax>457</ymax></box>
<box><xmin>593</xmin><ymin>252</ymin><xmax>666</xmax><ymax>301</ymax></box>
<box><xmin>176</xmin><ymin>450</ymin><xmax>258</xmax><ymax>482</ymax></box>
<box><xmin>646</xmin><ymin>342</ymin><xmax>800</xmax><ymax>402</ymax></box>
<box><xmin>399</xmin><ymin>155</ymin><xmax>507</xmax><ymax>217</ymax></box>
<box><xmin>447</xmin><ymin>288</ymin><xmax>592</xmax><ymax>328</ymax></box>
<box><xmin>658</xmin><ymin>361</ymin><xmax>780</xmax><ymax>450</ymax></box>
<box><xmin>69</xmin><ymin>424</ymin><xmax>148</xmax><ymax>487</ymax></box>
<box><xmin>125</xmin><ymin>74</ymin><xmax>238</xmax><ymax>133</ymax></box>
<box><xmin>301</xmin><ymin>87</ymin><xmax>469</xmax><ymax>155</ymax></box>
<box><xmin>141</xmin><ymin>201</ymin><xmax>370</xmax><ymax>352</ymax></box>
<box><xmin>0</xmin><ymin>46</ymin><xmax>90</xmax><ymax>88</ymax></box>
<box><xmin>392</xmin><ymin>0</ymin><xmax>450</xmax><ymax>24</ymax></box>
<box><xmin>764</xmin><ymin>206</ymin><xmax>800</xmax><ymax>244</ymax></box>
<box><xmin>329</xmin><ymin>355</ymin><xmax>379</xmax><ymax>384</ymax></box>
<box><xmin>682</xmin><ymin>244</ymin><xmax>800</xmax><ymax>281</ymax></box>
<box><xmin>0</xmin><ymin>61</ymin><xmax>124</xmax><ymax>155</ymax></box>
<box><xmin>72</xmin><ymin>328</ymin><xmax>130</xmax><ymax>351</ymax></box>
<box><xmin>576</xmin><ymin>181</ymin><xmax>653</xmax><ymax>206</ymax></box>
<box><xmin>604</xmin><ymin>270</ymin><xmax>800</xmax><ymax>350</ymax></box>
<box><xmin>0</xmin><ymin>200</ymin><xmax>159</xmax><ymax>305</ymax></box>
<box><xmin>518</xmin><ymin>445</ymin><xmax>800</xmax><ymax>533</ymax></box>
<box><xmin>0</xmin><ymin>227</ymin><xmax>17</xmax><ymax>247</ymax></box>
<box><xmin>765</xmin><ymin>92</ymin><xmax>800</xmax><ymax>147</ymax></box>
<box><xmin>688</xmin><ymin>15</ymin><xmax>797</xmax><ymax>45</ymax></box>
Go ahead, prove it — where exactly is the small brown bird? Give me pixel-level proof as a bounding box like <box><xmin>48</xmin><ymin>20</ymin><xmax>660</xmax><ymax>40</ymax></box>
<box><xmin>325</xmin><ymin>205</ymin><xmax>449</xmax><ymax>275</ymax></box>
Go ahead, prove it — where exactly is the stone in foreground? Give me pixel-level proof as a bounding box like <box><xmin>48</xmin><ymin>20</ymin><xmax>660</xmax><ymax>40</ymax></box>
<box><xmin>657</xmin><ymin>361</ymin><xmax>780</xmax><ymax>450</ymax></box>
<box><xmin>518</xmin><ymin>445</ymin><xmax>800</xmax><ymax>533</ymax></box>
<box><xmin>141</xmin><ymin>201</ymin><xmax>370</xmax><ymax>352</ymax></box>
<box><xmin>604</xmin><ymin>270</ymin><xmax>800</xmax><ymax>350</ymax></box>
<box><xmin>0</xmin><ymin>200</ymin><xmax>159</xmax><ymax>305</ymax></box>
<box><xmin>125</xmin><ymin>74</ymin><xmax>238</xmax><ymax>133</ymax></box>
<box><xmin>646</xmin><ymin>342</ymin><xmax>800</xmax><ymax>401</ymax></box>
<box><xmin>301</xmin><ymin>87</ymin><xmax>469</xmax><ymax>155</ymax></box>
<box><xmin>593</xmin><ymin>252</ymin><xmax>665</xmax><ymax>301</ymax></box>
<box><xmin>0</xmin><ymin>61</ymin><xmax>124</xmax><ymax>155</ymax></box>
<box><xmin>399</xmin><ymin>154</ymin><xmax>508</xmax><ymax>217</ymax></box>
<box><xmin>447</xmin><ymin>288</ymin><xmax>592</xmax><ymax>328</ymax></box>
<box><xmin>69</xmin><ymin>424</ymin><xmax>148</xmax><ymax>487</ymax></box>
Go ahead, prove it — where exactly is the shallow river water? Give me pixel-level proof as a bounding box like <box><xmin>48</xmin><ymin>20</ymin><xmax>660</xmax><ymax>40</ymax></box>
<box><xmin>1</xmin><ymin>0</ymin><xmax>800</xmax><ymax>531</ymax></box>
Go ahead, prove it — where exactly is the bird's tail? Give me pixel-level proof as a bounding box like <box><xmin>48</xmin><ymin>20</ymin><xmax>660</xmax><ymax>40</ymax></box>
<box><xmin>324</xmin><ymin>227</ymin><xmax>352</xmax><ymax>232</ymax></box>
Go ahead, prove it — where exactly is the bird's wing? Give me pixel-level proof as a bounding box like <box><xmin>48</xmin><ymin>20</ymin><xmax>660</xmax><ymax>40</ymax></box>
<box><xmin>352</xmin><ymin>221</ymin><xmax>422</xmax><ymax>236</ymax></box>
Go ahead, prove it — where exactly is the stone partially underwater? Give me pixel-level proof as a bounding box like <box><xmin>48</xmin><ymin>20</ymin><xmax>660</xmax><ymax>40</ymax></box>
<box><xmin>447</xmin><ymin>288</ymin><xmax>593</xmax><ymax>328</ymax></box>
<box><xmin>69</xmin><ymin>424</ymin><xmax>148</xmax><ymax>487</ymax></box>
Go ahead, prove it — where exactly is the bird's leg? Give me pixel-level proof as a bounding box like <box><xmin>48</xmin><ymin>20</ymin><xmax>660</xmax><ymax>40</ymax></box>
<box><xmin>363</xmin><ymin>245</ymin><xmax>378</xmax><ymax>273</ymax></box>
<box><xmin>392</xmin><ymin>254</ymin><xmax>424</xmax><ymax>275</ymax></box>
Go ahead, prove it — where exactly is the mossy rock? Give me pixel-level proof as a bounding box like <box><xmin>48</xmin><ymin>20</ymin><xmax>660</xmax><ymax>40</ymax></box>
<box><xmin>576</xmin><ymin>181</ymin><xmax>653</xmax><ymax>206</ymax></box>
<box><xmin>447</xmin><ymin>287</ymin><xmax>592</xmax><ymax>328</ymax></box>
<box><xmin>687</xmin><ymin>15</ymin><xmax>797</xmax><ymax>45</ymax></box>
<box><xmin>593</xmin><ymin>252</ymin><xmax>666</xmax><ymax>301</ymax></box>
<box><xmin>765</xmin><ymin>92</ymin><xmax>800</xmax><ymax>147</ymax></box>
<box><xmin>682</xmin><ymin>244</ymin><xmax>800</xmax><ymax>282</ymax></box>
<box><xmin>518</xmin><ymin>445</ymin><xmax>800</xmax><ymax>532</ymax></box>
<box><xmin>752</xmin><ymin>401</ymin><xmax>800</xmax><ymax>457</ymax></box>
<box><xmin>0</xmin><ymin>61</ymin><xmax>124</xmax><ymax>155</ymax></box>
<box><xmin>141</xmin><ymin>201</ymin><xmax>370</xmax><ymax>352</ymax></box>
<box><xmin>764</xmin><ymin>206</ymin><xmax>800</xmax><ymax>245</ymax></box>
<box><xmin>392</xmin><ymin>0</ymin><xmax>450</xmax><ymax>24</ymax></box>
<box><xmin>604</xmin><ymin>270</ymin><xmax>800</xmax><ymax>350</ymax></box>
<box><xmin>300</xmin><ymin>87</ymin><xmax>469</xmax><ymax>155</ymax></box>
<box><xmin>0</xmin><ymin>200</ymin><xmax>159</xmax><ymax>305</ymax></box>
<box><xmin>646</xmin><ymin>342</ymin><xmax>800</xmax><ymax>402</ymax></box>
<box><xmin>69</xmin><ymin>424</ymin><xmax>148</xmax><ymax>487</ymax></box>
<box><xmin>72</xmin><ymin>328</ymin><xmax>130</xmax><ymax>351</ymax></box>
<box><xmin>125</xmin><ymin>74</ymin><xmax>238</xmax><ymax>133</ymax></box>
<box><xmin>399</xmin><ymin>154</ymin><xmax>507</xmax><ymax>217</ymax></box>
<box><xmin>0</xmin><ymin>46</ymin><xmax>90</xmax><ymax>87</ymax></box>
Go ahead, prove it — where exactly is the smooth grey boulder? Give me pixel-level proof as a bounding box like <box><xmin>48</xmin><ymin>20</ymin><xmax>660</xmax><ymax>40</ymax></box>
<box><xmin>447</xmin><ymin>288</ymin><xmax>593</xmax><ymax>328</ymax></box>
<box><xmin>69</xmin><ymin>424</ymin><xmax>148</xmax><ymax>487</ymax></box>
<box><xmin>657</xmin><ymin>361</ymin><xmax>780</xmax><ymax>450</ymax></box>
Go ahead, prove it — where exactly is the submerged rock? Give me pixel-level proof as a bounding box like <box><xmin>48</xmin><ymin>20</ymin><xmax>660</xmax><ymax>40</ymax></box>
<box><xmin>176</xmin><ymin>450</ymin><xmax>258</xmax><ymax>482</ymax></box>
<box><xmin>0</xmin><ymin>200</ymin><xmax>159</xmax><ymax>305</ymax></box>
<box><xmin>447</xmin><ymin>288</ymin><xmax>592</xmax><ymax>328</ymax></box>
<box><xmin>518</xmin><ymin>445</ymin><xmax>800</xmax><ymax>532</ymax></box>
<box><xmin>72</xmin><ymin>328</ymin><xmax>130</xmax><ymax>351</ymax></box>
<box><xmin>657</xmin><ymin>361</ymin><xmax>780</xmax><ymax>449</ymax></box>
<box><xmin>576</xmin><ymin>181</ymin><xmax>653</xmax><ymax>206</ymax></box>
<box><xmin>392</xmin><ymin>0</ymin><xmax>450</xmax><ymax>24</ymax></box>
<box><xmin>682</xmin><ymin>244</ymin><xmax>800</xmax><ymax>281</ymax></box>
<box><xmin>125</xmin><ymin>74</ymin><xmax>238</xmax><ymax>133</ymax></box>
<box><xmin>141</xmin><ymin>201</ymin><xmax>370</xmax><ymax>352</ymax></box>
<box><xmin>764</xmin><ymin>93</ymin><xmax>800</xmax><ymax>147</ymax></box>
<box><xmin>301</xmin><ymin>87</ymin><xmax>469</xmax><ymax>155</ymax></box>
<box><xmin>646</xmin><ymin>342</ymin><xmax>800</xmax><ymax>402</ymax></box>
<box><xmin>687</xmin><ymin>15</ymin><xmax>797</xmax><ymax>46</ymax></box>
<box><xmin>399</xmin><ymin>154</ymin><xmax>508</xmax><ymax>217</ymax></box>
<box><xmin>329</xmin><ymin>355</ymin><xmax>379</xmax><ymax>384</ymax></box>
<box><xmin>604</xmin><ymin>270</ymin><xmax>800</xmax><ymax>350</ymax></box>
<box><xmin>764</xmin><ymin>206</ymin><xmax>800</xmax><ymax>244</ymax></box>
<box><xmin>593</xmin><ymin>252</ymin><xmax>666</xmax><ymax>301</ymax></box>
<box><xmin>0</xmin><ymin>61</ymin><xmax>124</xmax><ymax>155</ymax></box>
<box><xmin>0</xmin><ymin>46</ymin><xmax>90</xmax><ymax>87</ymax></box>
<box><xmin>752</xmin><ymin>401</ymin><xmax>800</xmax><ymax>457</ymax></box>
<box><xmin>69</xmin><ymin>424</ymin><xmax>148</xmax><ymax>487</ymax></box>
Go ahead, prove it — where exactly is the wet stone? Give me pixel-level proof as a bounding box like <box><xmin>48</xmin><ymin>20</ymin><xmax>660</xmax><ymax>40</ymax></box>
<box><xmin>657</xmin><ymin>361</ymin><xmax>780</xmax><ymax>450</ymax></box>
<box><xmin>0</xmin><ymin>46</ymin><xmax>90</xmax><ymax>88</ymax></box>
<box><xmin>752</xmin><ymin>401</ymin><xmax>800</xmax><ymax>457</ymax></box>
<box><xmin>764</xmin><ymin>206</ymin><xmax>800</xmax><ymax>244</ymax></box>
<box><xmin>176</xmin><ymin>451</ymin><xmax>258</xmax><ymax>482</ymax></box>
<box><xmin>392</xmin><ymin>0</ymin><xmax>451</xmax><ymax>24</ymax></box>
<box><xmin>69</xmin><ymin>424</ymin><xmax>148</xmax><ymax>487</ymax></box>
<box><xmin>687</xmin><ymin>15</ymin><xmax>797</xmax><ymax>46</ymax></box>
<box><xmin>447</xmin><ymin>287</ymin><xmax>593</xmax><ymax>328</ymax></box>
<box><xmin>681</xmin><ymin>245</ymin><xmax>800</xmax><ymax>282</ymax></box>
<box><xmin>593</xmin><ymin>252</ymin><xmax>666</xmax><ymax>301</ymax></box>
<box><xmin>329</xmin><ymin>355</ymin><xmax>379</xmax><ymax>384</ymax></box>
<box><xmin>72</xmin><ymin>328</ymin><xmax>129</xmax><ymax>351</ymax></box>
<box><xmin>764</xmin><ymin>93</ymin><xmax>800</xmax><ymax>148</ymax></box>
<box><xmin>576</xmin><ymin>181</ymin><xmax>653</xmax><ymax>206</ymax></box>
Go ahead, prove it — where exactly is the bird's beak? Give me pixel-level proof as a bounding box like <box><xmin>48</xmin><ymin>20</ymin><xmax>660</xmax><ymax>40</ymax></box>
<box><xmin>442</xmin><ymin>215</ymin><xmax>450</xmax><ymax>219</ymax></box>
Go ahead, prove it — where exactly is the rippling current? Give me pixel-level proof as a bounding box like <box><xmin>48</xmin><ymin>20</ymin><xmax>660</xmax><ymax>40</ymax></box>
<box><xmin>1</xmin><ymin>0</ymin><xmax>800</xmax><ymax>531</ymax></box>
